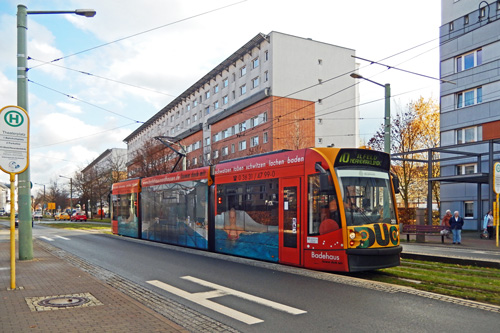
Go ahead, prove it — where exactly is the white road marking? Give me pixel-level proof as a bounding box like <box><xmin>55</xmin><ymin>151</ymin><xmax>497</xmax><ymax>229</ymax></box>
<box><xmin>55</xmin><ymin>235</ymin><xmax>70</xmax><ymax>240</ymax></box>
<box><xmin>147</xmin><ymin>276</ymin><xmax>306</xmax><ymax>325</ymax></box>
<box><xmin>39</xmin><ymin>236</ymin><xmax>54</xmax><ymax>241</ymax></box>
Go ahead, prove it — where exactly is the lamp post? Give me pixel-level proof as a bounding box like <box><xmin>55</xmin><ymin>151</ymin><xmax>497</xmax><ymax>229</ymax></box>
<box><xmin>34</xmin><ymin>183</ymin><xmax>45</xmax><ymax>214</ymax></box>
<box><xmin>59</xmin><ymin>175</ymin><xmax>73</xmax><ymax>213</ymax></box>
<box><xmin>350</xmin><ymin>73</ymin><xmax>391</xmax><ymax>154</ymax></box>
<box><xmin>16</xmin><ymin>5</ymin><xmax>95</xmax><ymax>260</ymax></box>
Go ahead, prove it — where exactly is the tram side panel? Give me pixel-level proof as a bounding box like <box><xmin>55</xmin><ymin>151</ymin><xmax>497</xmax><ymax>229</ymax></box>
<box><xmin>214</xmin><ymin>150</ymin><xmax>308</xmax><ymax>263</ymax></box>
<box><xmin>111</xmin><ymin>179</ymin><xmax>141</xmax><ymax>238</ymax></box>
<box><xmin>140</xmin><ymin>168</ymin><xmax>210</xmax><ymax>250</ymax></box>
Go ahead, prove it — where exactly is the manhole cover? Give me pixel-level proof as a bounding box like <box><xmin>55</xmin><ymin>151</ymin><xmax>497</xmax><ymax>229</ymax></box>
<box><xmin>38</xmin><ymin>296</ymin><xmax>89</xmax><ymax>308</ymax></box>
<box><xmin>25</xmin><ymin>293</ymin><xmax>103</xmax><ymax>311</ymax></box>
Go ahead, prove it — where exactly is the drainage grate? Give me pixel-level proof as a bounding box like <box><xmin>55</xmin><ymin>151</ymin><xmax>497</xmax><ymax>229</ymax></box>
<box><xmin>25</xmin><ymin>293</ymin><xmax>103</xmax><ymax>311</ymax></box>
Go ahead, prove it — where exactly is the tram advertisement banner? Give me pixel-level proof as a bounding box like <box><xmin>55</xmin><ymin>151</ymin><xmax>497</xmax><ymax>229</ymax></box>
<box><xmin>112</xmin><ymin>179</ymin><xmax>141</xmax><ymax>195</ymax></box>
<box><xmin>214</xmin><ymin>149</ymin><xmax>307</xmax><ymax>183</ymax></box>
<box><xmin>142</xmin><ymin>166</ymin><xmax>210</xmax><ymax>187</ymax></box>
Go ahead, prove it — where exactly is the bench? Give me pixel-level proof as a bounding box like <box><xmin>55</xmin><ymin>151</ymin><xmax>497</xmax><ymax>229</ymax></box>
<box><xmin>401</xmin><ymin>224</ymin><xmax>449</xmax><ymax>243</ymax></box>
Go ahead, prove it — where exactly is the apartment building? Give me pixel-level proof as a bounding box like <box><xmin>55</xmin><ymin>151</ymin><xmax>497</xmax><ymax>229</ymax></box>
<box><xmin>124</xmin><ymin>31</ymin><xmax>358</xmax><ymax>177</ymax></box>
<box><xmin>439</xmin><ymin>0</ymin><xmax>500</xmax><ymax>229</ymax></box>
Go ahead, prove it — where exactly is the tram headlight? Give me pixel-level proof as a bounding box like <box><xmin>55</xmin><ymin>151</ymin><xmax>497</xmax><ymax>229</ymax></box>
<box><xmin>349</xmin><ymin>231</ymin><xmax>356</xmax><ymax>240</ymax></box>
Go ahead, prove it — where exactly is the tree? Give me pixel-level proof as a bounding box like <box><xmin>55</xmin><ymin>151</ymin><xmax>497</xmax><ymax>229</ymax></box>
<box><xmin>129</xmin><ymin>139</ymin><xmax>177</xmax><ymax>178</ymax></box>
<box><xmin>367</xmin><ymin>97</ymin><xmax>440</xmax><ymax>209</ymax></box>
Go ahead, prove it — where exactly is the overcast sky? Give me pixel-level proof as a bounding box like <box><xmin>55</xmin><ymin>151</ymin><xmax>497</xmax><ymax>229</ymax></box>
<box><xmin>0</xmin><ymin>0</ymin><xmax>441</xmax><ymax>196</ymax></box>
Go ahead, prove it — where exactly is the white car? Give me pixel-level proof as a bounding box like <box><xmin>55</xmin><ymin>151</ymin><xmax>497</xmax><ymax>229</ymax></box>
<box><xmin>33</xmin><ymin>212</ymin><xmax>43</xmax><ymax>219</ymax></box>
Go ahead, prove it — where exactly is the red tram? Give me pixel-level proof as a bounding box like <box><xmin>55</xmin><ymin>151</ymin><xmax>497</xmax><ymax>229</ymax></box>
<box><xmin>112</xmin><ymin>148</ymin><xmax>402</xmax><ymax>272</ymax></box>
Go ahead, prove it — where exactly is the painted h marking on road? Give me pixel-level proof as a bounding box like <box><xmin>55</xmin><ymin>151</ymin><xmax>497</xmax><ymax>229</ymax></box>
<box><xmin>147</xmin><ymin>276</ymin><xmax>306</xmax><ymax>325</ymax></box>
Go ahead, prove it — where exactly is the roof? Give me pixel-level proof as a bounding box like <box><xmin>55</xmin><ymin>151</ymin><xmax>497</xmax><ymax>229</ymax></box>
<box><xmin>124</xmin><ymin>33</ymin><xmax>269</xmax><ymax>143</ymax></box>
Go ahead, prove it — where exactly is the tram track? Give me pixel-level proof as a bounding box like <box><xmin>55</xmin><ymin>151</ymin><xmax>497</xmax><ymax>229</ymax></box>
<box><xmin>353</xmin><ymin>258</ymin><xmax>500</xmax><ymax>307</ymax></box>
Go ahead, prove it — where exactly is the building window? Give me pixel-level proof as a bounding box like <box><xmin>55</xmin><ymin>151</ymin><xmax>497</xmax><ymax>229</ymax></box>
<box><xmin>214</xmin><ymin>101</ymin><xmax>219</xmax><ymax>110</ymax></box>
<box><xmin>264</xmin><ymin>71</ymin><xmax>269</xmax><ymax>82</ymax></box>
<box><xmin>239</xmin><ymin>121</ymin><xmax>247</xmax><ymax>132</ymax></box>
<box><xmin>456</xmin><ymin>49</ymin><xmax>482</xmax><ymax>72</ymax></box>
<box><xmin>250</xmin><ymin>136</ymin><xmax>259</xmax><ymax>147</ymax></box>
<box><xmin>252</xmin><ymin>77</ymin><xmax>259</xmax><ymax>88</ymax></box>
<box><xmin>449</xmin><ymin>22</ymin><xmax>454</xmax><ymax>31</ymax></box>
<box><xmin>205</xmin><ymin>153</ymin><xmax>211</xmax><ymax>161</ymax></box>
<box><xmin>240</xmin><ymin>66</ymin><xmax>246</xmax><ymax>77</ymax></box>
<box><xmin>214</xmin><ymin>85</ymin><xmax>219</xmax><ymax>93</ymax></box>
<box><xmin>457</xmin><ymin>87</ymin><xmax>482</xmax><ymax>108</ymax></box>
<box><xmin>318</xmin><ymin>138</ymin><xmax>323</xmax><ymax>144</ymax></box>
<box><xmin>205</xmin><ymin>106</ymin><xmax>210</xmax><ymax>115</ymax></box>
<box><xmin>263</xmin><ymin>132</ymin><xmax>268</xmax><ymax>143</ymax></box>
<box><xmin>187</xmin><ymin>104</ymin><xmax>191</xmax><ymax>111</ymax></box>
<box><xmin>205</xmin><ymin>91</ymin><xmax>210</xmax><ymax>99</ymax></box>
<box><xmin>222</xmin><ymin>146</ymin><xmax>228</xmax><ymax>156</ymax></box>
<box><xmin>205</xmin><ymin>137</ymin><xmax>210</xmax><ymax>146</ymax></box>
<box><xmin>223</xmin><ymin>78</ymin><xmax>229</xmax><ymax>87</ymax></box>
<box><xmin>265</xmin><ymin>50</ymin><xmax>269</xmax><ymax>61</ymax></box>
<box><xmin>456</xmin><ymin>126</ymin><xmax>482</xmax><ymax>144</ymax></box>
<box><xmin>479</xmin><ymin>7</ymin><xmax>486</xmax><ymax>19</ymax></box>
<box><xmin>464</xmin><ymin>15</ymin><xmax>469</xmax><ymax>25</ymax></box>
<box><xmin>252</xmin><ymin>57</ymin><xmax>259</xmax><ymax>69</ymax></box>
<box><xmin>193</xmin><ymin>157</ymin><xmax>197</xmax><ymax>165</ymax></box>
<box><xmin>187</xmin><ymin>118</ymin><xmax>191</xmax><ymax>125</ymax></box>
<box><xmin>193</xmin><ymin>114</ymin><xmax>197</xmax><ymax>122</ymax></box>
<box><xmin>240</xmin><ymin>85</ymin><xmax>246</xmax><ymax>95</ymax></box>
<box><xmin>262</xmin><ymin>112</ymin><xmax>267</xmax><ymax>123</ymax></box>
<box><xmin>231</xmin><ymin>144</ymin><xmax>235</xmax><ymax>153</ymax></box>
<box><xmin>223</xmin><ymin>95</ymin><xmax>228</xmax><ymax>105</ymax></box>
<box><xmin>457</xmin><ymin>163</ymin><xmax>477</xmax><ymax>175</ymax></box>
<box><xmin>214</xmin><ymin>150</ymin><xmax>219</xmax><ymax>159</ymax></box>
<box><xmin>251</xmin><ymin>116</ymin><xmax>259</xmax><ymax>127</ymax></box>
<box><xmin>193</xmin><ymin>100</ymin><xmax>198</xmax><ymax>107</ymax></box>
<box><xmin>464</xmin><ymin>201</ymin><xmax>474</xmax><ymax>218</ymax></box>
<box><xmin>239</xmin><ymin>140</ymin><xmax>247</xmax><ymax>151</ymax></box>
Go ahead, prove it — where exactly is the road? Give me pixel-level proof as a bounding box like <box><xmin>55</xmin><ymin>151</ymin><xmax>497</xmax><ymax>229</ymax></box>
<box><xmin>19</xmin><ymin>224</ymin><xmax>500</xmax><ymax>331</ymax></box>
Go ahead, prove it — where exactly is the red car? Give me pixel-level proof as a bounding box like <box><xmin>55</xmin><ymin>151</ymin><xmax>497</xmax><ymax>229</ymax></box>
<box><xmin>71</xmin><ymin>213</ymin><xmax>87</xmax><ymax>222</ymax></box>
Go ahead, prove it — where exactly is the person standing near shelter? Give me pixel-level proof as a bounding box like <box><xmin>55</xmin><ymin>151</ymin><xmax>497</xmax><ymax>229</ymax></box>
<box><xmin>483</xmin><ymin>210</ymin><xmax>494</xmax><ymax>240</ymax></box>
<box><xmin>450</xmin><ymin>211</ymin><xmax>464</xmax><ymax>244</ymax></box>
<box><xmin>441</xmin><ymin>210</ymin><xmax>452</xmax><ymax>239</ymax></box>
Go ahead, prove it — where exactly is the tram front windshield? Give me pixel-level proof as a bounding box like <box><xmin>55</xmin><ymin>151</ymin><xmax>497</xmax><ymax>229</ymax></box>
<box><xmin>336</xmin><ymin>168</ymin><xmax>396</xmax><ymax>226</ymax></box>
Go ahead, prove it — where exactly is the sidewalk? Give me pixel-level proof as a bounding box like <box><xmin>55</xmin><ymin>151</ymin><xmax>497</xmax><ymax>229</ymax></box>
<box><xmin>402</xmin><ymin>230</ymin><xmax>500</xmax><ymax>251</ymax></box>
<box><xmin>0</xmin><ymin>239</ymin><xmax>189</xmax><ymax>333</ymax></box>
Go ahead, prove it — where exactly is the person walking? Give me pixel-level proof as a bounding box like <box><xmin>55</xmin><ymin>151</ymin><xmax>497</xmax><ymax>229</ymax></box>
<box><xmin>450</xmin><ymin>211</ymin><xmax>464</xmax><ymax>244</ymax></box>
<box><xmin>483</xmin><ymin>210</ymin><xmax>494</xmax><ymax>240</ymax></box>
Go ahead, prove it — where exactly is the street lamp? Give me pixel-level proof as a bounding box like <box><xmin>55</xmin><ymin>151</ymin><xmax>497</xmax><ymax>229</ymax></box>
<box><xmin>16</xmin><ymin>5</ymin><xmax>95</xmax><ymax>260</ymax></box>
<box><xmin>34</xmin><ymin>183</ymin><xmax>45</xmax><ymax>214</ymax></box>
<box><xmin>350</xmin><ymin>73</ymin><xmax>391</xmax><ymax>154</ymax></box>
<box><xmin>59</xmin><ymin>175</ymin><xmax>73</xmax><ymax>213</ymax></box>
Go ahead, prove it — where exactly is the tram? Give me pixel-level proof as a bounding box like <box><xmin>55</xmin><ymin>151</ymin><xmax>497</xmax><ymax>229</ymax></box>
<box><xmin>112</xmin><ymin>148</ymin><xmax>402</xmax><ymax>272</ymax></box>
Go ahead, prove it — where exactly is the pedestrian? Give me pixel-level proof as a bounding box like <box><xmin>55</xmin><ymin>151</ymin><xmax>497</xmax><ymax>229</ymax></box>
<box><xmin>483</xmin><ymin>210</ymin><xmax>494</xmax><ymax>240</ymax></box>
<box><xmin>441</xmin><ymin>209</ymin><xmax>452</xmax><ymax>238</ymax></box>
<box><xmin>450</xmin><ymin>211</ymin><xmax>464</xmax><ymax>244</ymax></box>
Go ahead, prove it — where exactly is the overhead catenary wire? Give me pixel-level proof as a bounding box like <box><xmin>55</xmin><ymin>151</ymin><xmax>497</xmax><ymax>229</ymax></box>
<box><xmin>28</xmin><ymin>0</ymin><xmax>248</xmax><ymax>70</ymax></box>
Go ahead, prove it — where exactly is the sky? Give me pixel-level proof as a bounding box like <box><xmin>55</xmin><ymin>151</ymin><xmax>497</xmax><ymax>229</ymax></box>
<box><xmin>0</xmin><ymin>0</ymin><xmax>441</xmax><ymax>196</ymax></box>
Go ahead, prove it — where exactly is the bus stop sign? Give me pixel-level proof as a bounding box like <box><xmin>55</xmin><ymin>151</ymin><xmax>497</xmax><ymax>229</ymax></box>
<box><xmin>0</xmin><ymin>105</ymin><xmax>29</xmax><ymax>175</ymax></box>
<box><xmin>494</xmin><ymin>162</ymin><xmax>500</xmax><ymax>194</ymax></box>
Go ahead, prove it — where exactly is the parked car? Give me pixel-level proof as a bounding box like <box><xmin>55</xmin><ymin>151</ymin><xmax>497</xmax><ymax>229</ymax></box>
<box><xmin>71</xmin><ymin>212</ymin><xmax>87</xmax><ymax>222</ymax></box>
<box><xmin>54</xmin><ymin>212</ymin><xmax>70</xmax><ymax>220</ymax></box>
<box><xmin>15</xmin><ymin>214</ymin><xmax>34</xmax><ymax>227</ymax></box>
<box><xmin>33</xmin><ymin>211</ymin><xmax>43</xmax><ymax>219</ymax></box>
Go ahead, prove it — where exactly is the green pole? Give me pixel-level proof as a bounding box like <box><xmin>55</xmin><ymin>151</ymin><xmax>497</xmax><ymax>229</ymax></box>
<box><xmin>17</xmin><ymin>4</ymin><xmax>33</xmax><ymax>260</ymax></box>
<box><xmin>384</xmin><ymin>83</ymin><xmax>391</xmax><ymax>154</ymax></box>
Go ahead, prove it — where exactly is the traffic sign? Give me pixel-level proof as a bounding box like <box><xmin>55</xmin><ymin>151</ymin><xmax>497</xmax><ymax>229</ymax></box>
<box><xmin>0</xmin><ymin>105</ymin><xmax>29</xmax><ymax>175</ymax></box>
<box><xmin>494</xmin><ymin>162</ymin><xmax>500</xmax><ymax>194</ymax></box>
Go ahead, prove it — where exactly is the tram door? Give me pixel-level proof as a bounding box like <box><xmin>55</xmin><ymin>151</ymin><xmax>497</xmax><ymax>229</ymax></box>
<box><xmin>279</xmin><ymin>178</ymin><xmax>301</xmax><ymax>266</ymax></box>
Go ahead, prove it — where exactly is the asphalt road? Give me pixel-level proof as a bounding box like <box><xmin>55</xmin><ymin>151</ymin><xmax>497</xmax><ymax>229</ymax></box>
<box><xmin>19</xmin><ymin>225</ymin><xmax>500</xmax><ymax>331</ymax></box>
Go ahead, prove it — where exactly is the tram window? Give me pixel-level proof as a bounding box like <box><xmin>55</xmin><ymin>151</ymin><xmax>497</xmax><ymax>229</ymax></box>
<box><xmin>217</xmin><ymin>179</ymin><xmax>279</xmax><ymax>231</ymax></box>
<box><xmin>308</xmin><ymin>174</ymin><xmax>341</xmax><ymax>236</ymax></box>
